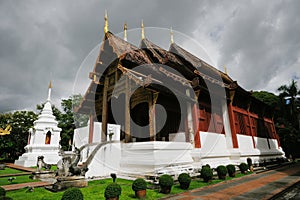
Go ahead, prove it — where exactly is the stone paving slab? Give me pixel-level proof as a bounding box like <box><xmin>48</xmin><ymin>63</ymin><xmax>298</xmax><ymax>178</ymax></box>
<box><xmin>1</xmin><ymin>181</ymin><xmax>52</xmax><ymax>191</ymax></box>
<box><xmin>5</xmin><ymin>163</ymin><xmax>35</xmax><ymax>173</ymax></box>
<box><xmin>0</xmin><ymin>172</ymin><xmax>32</xmax><ymax>178</ymax></box>
<box><xmin>161</xmin><ymin>163</ymin><xmax>300</xmax><ymax>200</ymax></box>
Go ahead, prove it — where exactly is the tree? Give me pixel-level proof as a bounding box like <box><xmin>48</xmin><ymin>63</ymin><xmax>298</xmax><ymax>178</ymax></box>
<box><xmin>0</xmin><ymin>111</ymin><xmax>37</xmax><ymax>161</ymax></box>
<box><xmin>252</xmin><ymin>91</ymin><xmax>280</xmax><ymax>108</ymax></box>
<box><xmin>278</xmin><ymin>79</ymin><xmax>300</xmax><ymax>127</ymax></box>
<box><xmin>277</xmin><ymin>79</ymin><xmax>300</xmax><ymax>158</ymax></box>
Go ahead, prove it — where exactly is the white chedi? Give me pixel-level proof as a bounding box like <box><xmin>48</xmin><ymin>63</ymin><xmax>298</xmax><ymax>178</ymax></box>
<box><xmin>14</xmin><ymin>81</ymin><xmax>62</xmax><ymax>167</ymax></box>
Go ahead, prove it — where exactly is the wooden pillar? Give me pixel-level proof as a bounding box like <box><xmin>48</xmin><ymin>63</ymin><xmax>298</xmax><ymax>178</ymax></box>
<box><xmin>228</xmin><ymin>89</ymin><xmax>239</xmax><ymax>148</ymax></box>
<box><xmin>89</xmin><ymin>113</ymin><xmax>94</xmax><ymax>144</ymax></box>
<box><xmin>192</xmin><ymin>103</ymin><xmax>201</xmax><ymax>148</ymax></box>
<box><xmin>149</xmin><ymin>92</ymin><xmax>158</xmax><ymax>141</ymax></box>
<box><xmin>125</xmin><ymin>76</ymin><xmax>131</xmax><ymax>142</ymax></box>
<box><xmin>185</xmin><ymin>89</ymin><xmax>194</xmax><ymax>143</ymax></box>
<box><xmin>228</xmin><ymin>104</ymin><xmax>239</xmax><ymax>148</ymax></box>
<box><xmin>247</xmin><ymin>111</ymin><xmax>256</xmax><ymax>149</ymax></box>
<box><xmin>101</xmin><ymin>77</ymin><xmax>109</xmax><ymax>142</ymax></box>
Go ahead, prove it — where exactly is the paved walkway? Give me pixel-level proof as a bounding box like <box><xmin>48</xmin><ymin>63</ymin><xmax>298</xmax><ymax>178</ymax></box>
<box><xmin>1</xmin><ymin>181</ymin><xmax>52</xmax><ymax>191</ymax></box>
<box><xmin>0</xmin><ymin>172</ymin><xmax>32</xmax><ymax>178</ymax></box>
<box><xmin>162</xmin><ymin>163</ymin><xmax>300</xmax><ymax>200</ymax></box>
<box><xmin>5</xmin><ymin>163</ymin><xmax>36</xmax><ymax>173</ymax></box>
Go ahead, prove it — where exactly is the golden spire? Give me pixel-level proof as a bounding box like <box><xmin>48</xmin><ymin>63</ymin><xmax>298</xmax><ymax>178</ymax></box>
<box><xmin>141</xmin><ymin>20</ymin><xmax>145</xmax><ymax>40</ymax></box>
<box><xmin>124</xmin><ymin>22</ymin><xmax>127</xmax><ymax>41</ymax></box>
<box><xmin>224</xmin><ymin>66</ymin><xmax>228</xmax><ymax>74</ymax></box>
<box><xmin>104</xmin><ymin>10</ymin><xmax>109</xmax><ymax>34</ymax></box>
<box><xmin>48</xmin><ymin>80</ymin><xmax>52</xmax><ymax>88</ymax></box>
<box><xmin>170</xmin><ymin>27</ymin><xmax>174</xmax><ymax>44</ymax></box>
<box><xmin>47</xmin><ymin>80</ymin><xmax>52</xmax><ymax>101</ymax></box>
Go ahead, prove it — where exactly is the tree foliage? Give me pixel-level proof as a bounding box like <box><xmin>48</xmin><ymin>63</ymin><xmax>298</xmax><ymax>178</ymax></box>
<box><xmin>252</xmin><ymin>80</ymin><xmax>300</xmax><ymax>158</ymax></box>
<box><xmin>0</xmin><ymin>111</ymin><xmax>37</xmax><ymax>161</ymax></box>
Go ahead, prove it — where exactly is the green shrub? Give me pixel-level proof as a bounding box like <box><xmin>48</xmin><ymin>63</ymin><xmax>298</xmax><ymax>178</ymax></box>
<box><xmin>0</xmin><ymin>197</ymin><xmax>13</xmax><ymax>200</ymax></box>
<box><xmin>200</xmin><ymin>166</ymin><xmax>213</xmax><ymax>182</ymax></box>
<box><xmin>239</xmin><ymin>162</ymin><xmax>248</xmax><ymax>173</ymax></box>
<box><xmin>178</xmin><ymin>173</ymin><xmax>191</xmax><ymax>189</ymax></box>
<box><xmin>104</xmin><ymin>183</ymin><xmax>122</xmax><ymax>199</ymax></box>
<box><xmin>226</xmin><ymin>164</ymin><xmax>236</xmax><ymax>177</ymax></box>
<box><xmin>159</xmin><ymin>174</ymin><xmax>174</xmax><ymax>188</ymax></box>
<box><xmin>247</xmin><ymin>158</ymin><xmax>253</xmax><ymax>167</ymax></box>
<box><xmin>61</xmin><ymin>188</ymin><xmax>83</xmax><ymax>200</ymax></box>
<box><xmin>0</xmin><ymin>187</ymin><xmax>6</xmax><ymax>197</ymax></box>
<box><xmin>132</xmin><ymin>178</ymin><xmax>147</xmax><ymax>191</ymax></box>
<box><xmin>216</xmin><ymin>165</ymin><xmax>227</xmax><ymax>179</ymax></box>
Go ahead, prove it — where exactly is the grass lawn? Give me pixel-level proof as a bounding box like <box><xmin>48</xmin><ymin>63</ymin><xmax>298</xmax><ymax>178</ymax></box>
<box><xmin>6</xmin><ymin>173</ymin><xmax>250</xmax><ymax>200</ymax></box>
<box><xmin>0</xmin><ymin>168</ymin><xmax>24</xmax><ymax>175</ymax></box>
<box><xmin>0</xmin><ymin>175</ymin><xmax>39</xmax><ymax>186</ymax></box>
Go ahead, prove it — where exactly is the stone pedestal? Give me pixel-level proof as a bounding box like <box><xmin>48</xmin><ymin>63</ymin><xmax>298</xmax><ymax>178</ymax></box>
<box><xmin>30</xmin><ymin>171</ymin><xmax>56</xmax><ymax>180</ymax></box>
<box><xmin>50</xmin><ymin>176</ymin><xmax>88</xmax><ymax>191</ymax></box>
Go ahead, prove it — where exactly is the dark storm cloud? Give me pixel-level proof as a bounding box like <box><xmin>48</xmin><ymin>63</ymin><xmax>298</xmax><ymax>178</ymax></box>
<box><xmin>0</xmin><ymin>0</ymin><xmax>299</xmax><ymax>112</ymax></box>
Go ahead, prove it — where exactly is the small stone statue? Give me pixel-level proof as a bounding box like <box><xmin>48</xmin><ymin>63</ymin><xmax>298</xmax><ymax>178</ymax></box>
<box><xmin>36</xmin><ymin>156</ymin><xmax>51</xmax><ymax>172</ymax></box>
<box><xmin>56</xmin><ymin>146</ymin><xmax>88</xmax><ymax>177</ymax></box>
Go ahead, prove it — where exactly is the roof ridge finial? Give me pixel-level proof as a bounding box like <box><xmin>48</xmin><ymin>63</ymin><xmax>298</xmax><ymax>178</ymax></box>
<box><xmin>47</xmin><ymin>80</ymin><xmax>52</xmax><ymax>102</ymax></box>
<box><xmin>104</xmin><ymin>10</ymin><xmax>109</xmax><ymax>34</ymax></box>
<box><xmin>124</xmin><ymin>22</ymin><xmax>127</xmax><ymax>41</ymax></box>
<box><xmin>170</xmin><ymin>27</ymin><xmax>174</xmax><ymax>44</ymax></box>
<box><xmin>141</xmin><ymin>19</ymin><xmax>145</xmax><ymax>40</ymax></box>
<box><xmin>224</xmin><ymin>66</ymin><xmax>228</xmax><ymax>74</ymax></box>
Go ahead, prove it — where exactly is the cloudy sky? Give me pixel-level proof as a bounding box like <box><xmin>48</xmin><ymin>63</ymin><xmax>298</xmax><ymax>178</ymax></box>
<box><xmin>0</xmin><ymin>0</ymin><xmax>299</xmax><ymax>113</ymax></box>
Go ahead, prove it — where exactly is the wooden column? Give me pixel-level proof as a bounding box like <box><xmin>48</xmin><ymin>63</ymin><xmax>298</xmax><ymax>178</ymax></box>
<box><xmin>89</xmin><ymin>113</ymin><xmax>94</xmax><ymax>144</ymax></box>
<box><xmin>192</xmin><ymin>104</ymin><xmax>201</xmax><ymax>148</ymax></box>
<box><xmin>246</xmin><ymin>109</ymin><xmax>256</xmax><ymax>149</ymax></box>
<box><xmin>228</xmin><ymin>89</ymin><xmax>239</xmax><ymax>148</ymax></box>
<box><xmin>125</xmin><ymin>76</ymin><xmax>131</xmax><ymax>142</ymax></box>
<box><xmin>101</xmin><ymin>77</ymin><xmax>109</xmax><ymax>142</ymax></box>
<box><xmin>149</xmin><ymin>92</ymin><xmax>158</xmax><ymax>141</ymax></box>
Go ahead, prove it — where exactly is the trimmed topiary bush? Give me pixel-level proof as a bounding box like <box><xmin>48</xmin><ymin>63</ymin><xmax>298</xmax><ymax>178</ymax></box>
<box><xmin>0</xmin><ymin>187</ymin><xmax>6</xmax><ymax>197</ymax></box>
<box><xmin>216</xmin><ymin>165</ymin><xmax>227</xmax><ymax>180</ymax></box>
<box><xmin>239</xmin><ymin>162</ymin><xmax>248</xmax><ymax>174</ymax></box>
<box><xmin>178</xmin><ymin>173</ymin><xmax>191</xmax><ymax>189</ymax></box>
<box><xmin>132</xmin><ymin>178</ymin><xmax>147</xmax><ymax>191</ymax></box>
<box><xmin>132</xmin><ymin>178</ymin><xmax>147</xmax><ymax>199</ymax></box>
<box><xmin>159</xmin><ymin>174</ymin><xmax>174</xmax><ymax>194</ymax></box>
<box><xmin>104</xmin><ymin>183</ymin><xmax>122</xmax><ymax>199</ymax></box>
<box><xmin>226</xmin><ymin>164</ymin><xmax>236</xmax><ymax>177</ymax></box>
<box><xmin>61</xmin><ymin>188</ymin><xmax>84</xmax><ymax>200</ymax></box>
<box><xmin>200</xmin><ymin>166</ymin><xmax>213</xmax><ymax>182</ymax></box>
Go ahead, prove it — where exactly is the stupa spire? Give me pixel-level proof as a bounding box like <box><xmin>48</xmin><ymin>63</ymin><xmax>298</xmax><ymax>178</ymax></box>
<box><xmin>141</xmin><ymin>20</ymin><xmax>145</xmax><ymax>40</ymax></box>
<box><xmin>104</xmin><ymin>10</ymin><xmax>109</xmax><ymax>34</ymax></box>
<box><xmin>124</xmin><ymin>22</ymin><xmax>127</xmax><ymax>41</ymax></box>
<box><xmin>47</xmin><ymin>80</ymin><xmax>52</xmax><ymax>102</ymax></box>
<box><xmin>170</xmin><ymin>27</ymin><xmax>174</xmax><ymax>44</ymax></box>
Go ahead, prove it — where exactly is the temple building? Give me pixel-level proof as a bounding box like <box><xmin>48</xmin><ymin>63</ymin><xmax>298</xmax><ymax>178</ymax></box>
<box><xmin>73</xmin><ymin>14</ymin><xmax>284</xmax><ymax>178</ymax></box>
<box><xmin>15</xmin><ymin>82</ymin><xmax>61</xmax><ymax>167</ymax></box>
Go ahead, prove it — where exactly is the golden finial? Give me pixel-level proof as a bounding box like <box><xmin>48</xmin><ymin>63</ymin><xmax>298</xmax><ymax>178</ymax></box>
<box><xmin>141</xmin><ymin>20</ymin><xmax>145</xmax><ymax>40</ymax></box>
<box><xmin>124</xmin><ymin>22</ymin><xmax>127</xmax><ymax>41</ymax></box>
<box><xmin>104</xmin><ymin>10</ymin><xmax>109</xmax><ymax>34</ymax></box>
<box><xmin>170</xmin><ymin>27</ymin><xmax>174</xmax><ymax>44</ymax></box>
<box><xmin>48</xmin><ymin>80</ymin><xmax>52</xmax><ymax>88</ymax></box>
<box><xmin>224</xmin><ymin>66</ymin><xmax>228</xmax><ymax>74</ymax></box>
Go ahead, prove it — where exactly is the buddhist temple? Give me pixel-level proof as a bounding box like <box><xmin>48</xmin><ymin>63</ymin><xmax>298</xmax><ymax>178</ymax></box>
<box><xmin>73</xmin><ymin>14</ymin><xmax>285</xmax><ymax>178</ymax></box>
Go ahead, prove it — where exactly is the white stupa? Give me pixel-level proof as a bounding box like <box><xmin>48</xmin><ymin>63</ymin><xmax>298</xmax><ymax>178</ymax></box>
<box><xmin>15</xmin><ymin>81</ymin><xmax>62</xmax><ymax>167</ymax></box>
